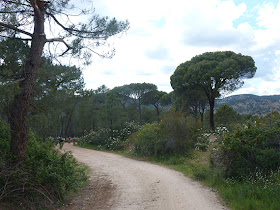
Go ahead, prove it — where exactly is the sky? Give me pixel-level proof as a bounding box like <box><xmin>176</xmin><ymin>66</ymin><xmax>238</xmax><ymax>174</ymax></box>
<box><xmin>81</xmin><ymin>0</ymin><xmax>280</xmax><ymax>96</ymax></box>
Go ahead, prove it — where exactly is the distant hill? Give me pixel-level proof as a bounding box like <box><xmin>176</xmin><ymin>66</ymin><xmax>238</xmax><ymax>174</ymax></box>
<box><xmin>215</xmin><ymin>94</ymin><xmax>280</xmax><ymax>116</ymax></box>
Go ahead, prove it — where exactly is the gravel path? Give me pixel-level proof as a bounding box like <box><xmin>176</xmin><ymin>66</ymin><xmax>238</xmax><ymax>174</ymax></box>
<box><xmin>62</xmin><ymin>144</ymin><xmax>228</xmax><ymax>210</ymax></box>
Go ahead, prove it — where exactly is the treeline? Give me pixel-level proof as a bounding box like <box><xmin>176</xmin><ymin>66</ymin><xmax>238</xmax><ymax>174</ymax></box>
<box><xmin>0</xmin><ymin>40</ymin><xmax>172</xmax><ymax>139</ymax></box>
<box><xmin>0</xmin><ymin>42</ymin><xmax>259</xmax><ymax>142</ymax></box>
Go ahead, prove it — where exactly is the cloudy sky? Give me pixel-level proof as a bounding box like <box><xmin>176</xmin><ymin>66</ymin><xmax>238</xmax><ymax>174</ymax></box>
<box><xmin>81</xmin><ymin>0</ymin><xmax>280</xmax><ymax>96</ymax></box>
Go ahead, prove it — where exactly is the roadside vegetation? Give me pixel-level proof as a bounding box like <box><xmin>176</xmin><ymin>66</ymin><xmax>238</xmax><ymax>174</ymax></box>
<box><xmin>77</xmin><ymin>108</ymin><xmax>280</xmax><ymax>210</ymax></box>
<box><xmin>0</xmin><ymin>119</ymin><xmax>89</xmax><ymax>209</ymax></box>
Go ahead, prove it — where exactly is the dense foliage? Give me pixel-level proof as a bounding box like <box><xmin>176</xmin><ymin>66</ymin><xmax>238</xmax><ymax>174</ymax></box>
<box><xmin>78</xmin><ymin>122</ymin><xmax>141</xmax><ymax>150</ymax></box>
<box><xmin>214</xmin><ymin>105</ymin><xmax>242</xmax><ymax>130</ymax></box>
<box><xmin>0</xmin><ymin>120</ymin><xmax>88</xmax><ymax>209</ymax></box>
<box><xmin>129</xmin><ymin>123</ymin><xmax>164</xmax><ymax>156</ymax></box>
<box><xmin>212</xmin><ymin>123</ymin><xmax>280</xmax><ymax>178</ymax></box>
<box><xmin>128</xmin><ymin>110</ymin><xmax>201</xmax><ymax>157</ymax></box>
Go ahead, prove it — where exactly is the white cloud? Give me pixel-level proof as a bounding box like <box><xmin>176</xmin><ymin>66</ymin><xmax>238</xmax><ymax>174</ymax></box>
<box><xmin>145</xmin><ymin>45</ymin><xmax>170</xmax><ymax>60</ymax></box>
<box><xmin>81</xmin><ymin>0</ymin><xmax>280</xmax><ymax>96</ymax></box>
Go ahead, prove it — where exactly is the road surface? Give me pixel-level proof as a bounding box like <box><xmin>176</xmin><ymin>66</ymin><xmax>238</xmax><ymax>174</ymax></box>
<box><xmin>61</xmin><ymin>144</ymin><xmax>228</xmax><ymax>210</ymax></box>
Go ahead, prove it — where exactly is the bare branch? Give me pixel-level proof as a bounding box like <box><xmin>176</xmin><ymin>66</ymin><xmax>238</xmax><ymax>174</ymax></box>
<box><xmin>0</xmin><ymin>34</ymin><xmax>32</xmax><ymax>41</ymax></box>
<box><xmin>0</xmin><ymin>22</ymin><xmax>33</xmax><ymax>37</ymax></box>
<box><xmin>46</xmin><ymin>37</ymin><xmax>73</xmax><ymax>56</ymax></box>
<box><xmin>59</xmin><ymin>48</ymin><xmax>71</xmax><ymax>56</ymax></box>
<box><xmin>86</xmin><ymin>46</ymin><xmax>113</xmax><ymax>59</ymax></box>
<box><xmin>1</xmin><ymin>0</ymin><xmax>31</xmax><ymax>7</ymax></box>
<box><xmin>46</xmin><ymin>37</ymin><xmax>66</xmax><ymax>44</ymax></box>
<box><xmin>46</xmin><ymin>12</ymin><xmax>106</xmax><ymax>38</ymax></box>
<box><xmin>0</xmin><ymin>10</ymin><xmax>28</xmax><ymax>14</ymax></box>
<box><xmin>2</xmin><ymin>78</ymin><xmax>25</xmax><ymax>86</ymax></box>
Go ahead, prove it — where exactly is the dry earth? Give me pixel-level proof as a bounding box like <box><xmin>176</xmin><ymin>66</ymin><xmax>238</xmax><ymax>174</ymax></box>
<box><xmin>58</xmin><ymin>143</ymin><xmax>228</xmax><ymax>210</ymax></box>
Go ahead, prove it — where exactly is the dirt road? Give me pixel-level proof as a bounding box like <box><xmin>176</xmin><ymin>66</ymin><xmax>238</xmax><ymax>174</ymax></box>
<box><xmin>62</xmin><ymin>144</ymin><xmax>228</xmax><ymax>210</ymax></box>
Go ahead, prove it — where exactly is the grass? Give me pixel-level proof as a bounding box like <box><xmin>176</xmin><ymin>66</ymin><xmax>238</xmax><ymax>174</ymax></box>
<box><xmin>77</xmin><ymin>143</ymin><xmax>280</xmax><ymax>210</ymax></box>
<box><xmin>162</xmin><ymin>150</ymin><xmax>280</xmax><ymax>210</ymax></box>
<box><xmin>156</xmin><ymin>151</ymin><xmax>280</xmax><ymax>210</ymax></box>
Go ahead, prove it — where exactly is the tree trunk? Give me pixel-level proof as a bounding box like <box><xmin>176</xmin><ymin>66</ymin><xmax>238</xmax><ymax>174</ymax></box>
<box><xmin>209</xmin><ymin>97</ymin><xmax>215</xmax><ymax>131</ymax></box>
<box><xmin>191</xmin><ymin>103</ymin><xmax>198</xmax><ymax>119</ymax></box>
<box><xmin>9</xmin><ymin>3</ymin><xmax>46</xmax><ymax>161</ymax></box>
<box><xmin>200</xmin><ymin>111</ymin><xmax>204</xmax><ymax>124</ymax></box>
<box><xmin>138</xmin><ymin>100</ymin><xmax>143</xmax><ymax>125</ymax></box>
<box><xmin>199</xmin><ymin>104</ymin><xmax>205</xmax><ymax>125</ymax></box>
<box><xmin>155</xmin><ymin>105</ymin><xmax>160</xmax><ymax>123</ymax></box>
<box><xmin>110</xmin><ymin>118</ymin><xmax>113</xmax><ymax>129</ymax></box>
<box><xmin>60</xmin><ymin>116</ymin><xmax>64</xmax><ymax>137</ymax></box>
<box><xmin>121</xmin><ymin>101</ymin><xmax>126</xmax><ymax>111</ymax></box>
<box><xmin>92</xmin><ymin>119</ymin><xmax>95</xmax><ymax>131</ymax></box>
<box><xmin>65</xmin><ymin>114</ymin><xmax>72</xmax><ymax>137</ymax></box>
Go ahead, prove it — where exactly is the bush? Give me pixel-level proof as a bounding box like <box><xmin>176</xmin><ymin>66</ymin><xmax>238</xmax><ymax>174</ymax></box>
<box><xmin>118</xmin><ymin>122</ymin><xmax>141</xmax><ymax>141</ymax></box>
<box><xmin>211</xmin><ymin>124</ymin><xmax>280</xmax><ymax>178</ymax></box>
<box><xmin>79</xmin><ymin>122</ymin><xmax>141</xmax><ymax>150</ymax></box>
<box><xmin>259</xmin><ymin>111</ymin><xmax>280</xmax><ymax>128</ymax></box>
<box><xmin>131</xmin><ymin>123</ymin><xmax>167</xmax><ymax>156</ymax></box>
<box><xmin>195</xmin><ymin>130</ymin><xmax>211</xmax><ymax>151</ymax></box>
<box><xmin>215</xmin><ymin>105</ymin><xmax>241</xmax><ymax>130</ymax></box>
<box><xmin>0</xmin><ymin>119</ymin><xmax>10</xmax><ymax>172</ymax></box>
<box><xmin>160</xmin><ymin>110</ymin><xmax>201</xmax><ymax>154</ymax></box>
<box><xmin>77</xmin><ymin>130</ymin><xmax>97</xmax><ymax>146</ymax></box>
<box><xmin>0</xmin><ymin>123</ymin><xmax>88</xmax><ymax>209</ymax></box>
<box><xmin>128</xmin><ymin>110</ymin><xmax>201</xmax><ymax>157</ymax></box>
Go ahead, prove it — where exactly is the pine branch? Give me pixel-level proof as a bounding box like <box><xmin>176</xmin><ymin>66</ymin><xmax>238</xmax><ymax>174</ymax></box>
<box><xmin>0</xmin><ymin>22</ymin><xmax>33</xmax><ymax>37</ymax></box>
<box><xmin>46</xmin><ymin>37</ymin><xmax>72</xmax><ymax>56</ymax></box>
<box><xmin>0</xmin><ymin>35</ymin><xmax>32</xmax><ymax>41</ymax></box>
<box><xmin>46</xmin><ymin>12</ymin><xmax>107</xmax><ymax>39</ymax></box>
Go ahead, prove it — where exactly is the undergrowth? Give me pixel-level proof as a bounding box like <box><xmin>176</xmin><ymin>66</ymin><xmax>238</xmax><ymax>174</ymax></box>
<box><xmin>0</xmin><ymin>120</ymin><xmax>89</xmax><ymax>209</ymax></box>
<box><xmin>76</xmin><ymin>112</ymin><xmax>280</xmax><ymax>210</ymax></box>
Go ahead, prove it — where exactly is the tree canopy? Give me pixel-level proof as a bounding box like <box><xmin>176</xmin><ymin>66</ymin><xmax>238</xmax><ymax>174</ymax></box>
<box><xmin>170</xmin><ymin>51</ymin><xmax>257</xmax><ymax>130</ymax></box>
<box><xmin>0</xmin><ymin>0</ymin><xmax>129</xmax><ymax>160</ymax></box>
<box><xmin>215</xmin><ymin>105</ymin><xmax>241</xmax><ymax>128</ymax></box>
<box><xmin>145</xmin><ymin>90</ymin><xmax>167</xmax><ymax>122</ymax></box>
<box><xmin>0</xmin><ymin>0</ymin><xmax>129</xmax><ymax>60</ymax></box>
<box><xmin>126</xmin><ymin>83</ymin><xmax>157</xmax><ymax>125</ymax></box>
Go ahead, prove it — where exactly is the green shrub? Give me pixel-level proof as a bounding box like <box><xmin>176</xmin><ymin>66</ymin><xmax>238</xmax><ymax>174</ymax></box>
<box><xmin>0</xmin><ymin>124</ymin><xmax>88</xmax><ymax>209</ymax></box>
<box><xmin>195</xmin><ymin>130</ymin><xmax>211</xmax><ymax>151</ymax></box>
<box><xmin>215</xmin><ymin>105</ymin><xmax>241</xmax><ymax>130</ymax></box>
<box><xmin>128</xmin><ymin>111</ymin><xmax>201</xmax><ymax>157</ymax></box>
<box><xmin>118</xmin><ymin>122</ymin><xmax>141</xmax><ymax>141</ymax></box>
<box><xmin>131</xmin><ymin>123</ymin><xmax>167</xmax><ymax>157</ymax></box>
<box><xmin>26</xmin><ymin>136</ymin><xmax>88</xmax><ymax>194</ymax></box>
<box><xmin>212</xmin><ymin>124</ymin><xmax>280</xmax><ymax>178</ymax></box>
<box><xmin>160</xmin><ymin>110</ymin><xmax>201</xmax><ymax>154</ymax></box>
<box><xmin>79</xmin><ymin>122</ymin><xmax>141</xmax><ymax>150</ymax></box>
<box><xmin>77</xmin><ymin>130</ymin><xmax>96</xmax><ymax>145</ymax></box>
<box><xmin>0</xmin><ymin>119</ymin><xmax>10</xmax><ymax>181</ymax></box>
<box><xmin>0</xmin><ymin>119</ymin><xmax>10</xmax><ymax>151</ymax></box>
<box><xmin>259</xmin><ymin>111</ymin><xmax>280</xmax><ymax>128</ymax></box>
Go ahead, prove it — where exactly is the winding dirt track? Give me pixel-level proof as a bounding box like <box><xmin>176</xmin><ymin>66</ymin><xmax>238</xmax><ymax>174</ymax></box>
<box><xmin>62</xmin><ymin>144</ymin><xmax>228</xmax><ymax>210</ymax></box>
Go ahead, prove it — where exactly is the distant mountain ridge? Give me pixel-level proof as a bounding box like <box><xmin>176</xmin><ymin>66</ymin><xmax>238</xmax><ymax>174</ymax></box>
<box><xmin>215</xmin><ymin>94</ymin><xmax>280</xmax><ymax>116</ymax></box>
